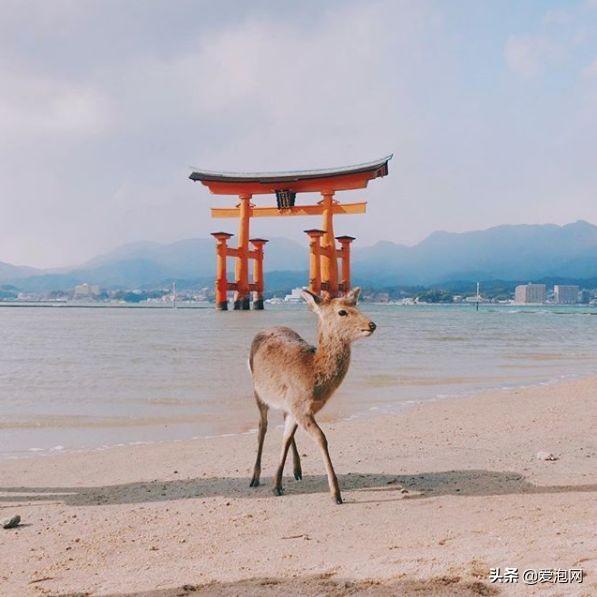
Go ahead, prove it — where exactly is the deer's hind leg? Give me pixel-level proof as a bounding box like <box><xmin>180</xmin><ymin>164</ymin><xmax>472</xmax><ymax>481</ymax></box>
<box><xmin>249</xmin><ymin>394</ymin><xmax>268</xmax><ymax>488</ymax></box>
<box><xmin>284</xmin><ymin>412</ymin><xmax>302</xmax><ymax>481</ymax></box>
<box><xmin>273</xmin><ymin>413</ymin><xmax>298</xmax><ymax>496</ymax></box>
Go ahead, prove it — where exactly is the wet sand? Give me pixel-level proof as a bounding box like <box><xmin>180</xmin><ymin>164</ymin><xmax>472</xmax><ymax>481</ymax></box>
<box><xmin>1</xmin><ymin>377</ymin><xmax>596</xmax><ymax>596</ymax></box>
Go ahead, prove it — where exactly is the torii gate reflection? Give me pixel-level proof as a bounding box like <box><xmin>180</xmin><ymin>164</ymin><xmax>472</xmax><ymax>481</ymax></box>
<box><xmin>189</xmin><ymin>155</ymin><xmax>392</xmax><ymax>310</ymax></box>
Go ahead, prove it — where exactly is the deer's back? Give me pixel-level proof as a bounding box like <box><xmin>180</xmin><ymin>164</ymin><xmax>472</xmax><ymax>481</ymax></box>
<box><xmin>249</xmin><ymin>326</ymin><xmax>315</xmax><ymax>409</ymax></box>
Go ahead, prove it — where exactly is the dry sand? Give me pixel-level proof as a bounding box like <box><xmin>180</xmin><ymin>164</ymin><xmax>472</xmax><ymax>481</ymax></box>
<box><xmin>1</xmin><ymin>377</ymin><xmax>595</xmax><ymax>596</ymax></box>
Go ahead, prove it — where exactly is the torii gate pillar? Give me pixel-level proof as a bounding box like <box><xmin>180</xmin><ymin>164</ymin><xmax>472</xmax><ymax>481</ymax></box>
<box><xmin>336</xmin><ymin>235</ymin><xmax>355</xmax><ymax>293</ymax></box>
<box><xmin>250</xmin><ymin>238</ymin><xmax>268</xmax><ymax>310</ymax></box>
<box><xmin>320</xmin><ymin>191</ymin><xmax>338</xmax><ymax>295</ymax></box>
<box><xmin>211</xmin><ymin>232</ymin><xmax>233</xmax><ymax>310</ymax></box>
<box><xmin>305</xmin><ymin>229</ymin><xmax>324</xmax><ymax>295</ymax></box>
<box><xmin>233</xmin><ymin>193</ymin><xmax>252</xmax><ymax>310</ymax></box>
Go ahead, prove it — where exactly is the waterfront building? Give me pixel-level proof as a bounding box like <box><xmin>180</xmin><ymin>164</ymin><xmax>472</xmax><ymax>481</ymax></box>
<box><xmin>553</xmin><ymin>285</ymin><xmax>579</xmax><ymax>304</ymax></box>
<box><xmin>74</xmin><ymin>283</ymin><xmax>100</xmax><ymax>298</ymax></box>
<box><xmin>514</xmin><ymin>283</ymin><xmax>546</xmax><ymax>304</ymax></box>
<box><xmin>284</xmin><ymin>288</ymin><xmax>303</xmax><ymax>302</ymax></box>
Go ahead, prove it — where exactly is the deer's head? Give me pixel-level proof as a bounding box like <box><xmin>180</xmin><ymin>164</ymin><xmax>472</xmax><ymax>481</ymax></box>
<box><xmin>301</xmin><ymin>287</ymin><xmax>376</xmax><ymax>343</ymax></box>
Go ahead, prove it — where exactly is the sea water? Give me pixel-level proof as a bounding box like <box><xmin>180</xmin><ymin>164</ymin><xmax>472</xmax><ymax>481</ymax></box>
<box><xmin>1</xmin><ymin>303</ymin><xmax>596</xmax><ymax>458</ymax></box>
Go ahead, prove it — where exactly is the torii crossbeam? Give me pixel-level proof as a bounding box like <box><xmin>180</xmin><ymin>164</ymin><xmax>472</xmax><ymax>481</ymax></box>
<box><xmin>189</xmin><ymin>154</ymin><xmax>392</xmax><ymax>310</ymax></box>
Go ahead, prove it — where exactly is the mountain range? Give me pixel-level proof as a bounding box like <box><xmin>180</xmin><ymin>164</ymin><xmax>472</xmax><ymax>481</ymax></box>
<box><xmin>2</xmin><ymin>220</ymin><xmax>596</xmax><ymax>292</ymax></box>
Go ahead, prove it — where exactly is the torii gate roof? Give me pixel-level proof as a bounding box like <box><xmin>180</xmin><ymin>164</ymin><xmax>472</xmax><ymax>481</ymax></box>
<box><xmin>189</xmin><ymin>154</ymin><xmax>392</xmax><ymax>195</ymax></box>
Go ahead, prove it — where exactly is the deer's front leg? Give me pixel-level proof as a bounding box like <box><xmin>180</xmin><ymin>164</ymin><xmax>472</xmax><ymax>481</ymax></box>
<box><xmin>273</xmin><ymin>413</ymin><xmax>298</xmax><ymax>496</ymax></box>
<box><xmin>295</xmin><ymin>412</ymin><xmax>342</xmax><ymax>504</ymax></box>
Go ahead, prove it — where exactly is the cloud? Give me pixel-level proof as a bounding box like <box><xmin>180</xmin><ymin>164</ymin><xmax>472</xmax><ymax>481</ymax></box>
<box><xmin>504</xmin><ymin>34</ymin><xmax>561</xmax><ymax>77</ymax></box>
<box><xmin>1</xmin><ymin>0</ymin><xmax>438</xmax><ymax>267</ymax></box>
<box><xmin>0</xmin><ymin>1</ymin><xmax>596</xmax><ymax>269</ymax></box>
<box><xmin>0</xmin><ymin>66</ymin><xmax>112</xmax><ymax>137</ymax></box>
<box><xmin>87</xmin><ymin>1</ymin><xmax>432</xmax><ymax>162</ymax></box>
<box><xmin>504</xmin><ymin>1</ymin><xmax>597</xmax><ymax>78</ymax></box>
<box><xmin>581</xmin><ymin>58</ymin><xmax>597</xmax><ymax>77</ymax></box>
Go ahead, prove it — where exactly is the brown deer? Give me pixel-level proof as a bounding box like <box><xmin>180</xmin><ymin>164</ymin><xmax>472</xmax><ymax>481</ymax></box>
<box><xmin>248</xmin><ymin>287</ymin><xmax>376</xmax><ymax>504</ymax></box>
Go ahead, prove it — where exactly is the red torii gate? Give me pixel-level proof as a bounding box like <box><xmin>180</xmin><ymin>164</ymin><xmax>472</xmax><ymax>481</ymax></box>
<box><xmin>189</xmin><ymin>155</ymin><xmax>392</xmax><ymax>310</ymax></box>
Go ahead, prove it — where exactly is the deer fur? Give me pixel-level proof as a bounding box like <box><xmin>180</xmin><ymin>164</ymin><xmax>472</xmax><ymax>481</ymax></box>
<box><xmin>248</xmin><ymin>287</ymin><xmax>376</xmax><ymax>504</ymax></box>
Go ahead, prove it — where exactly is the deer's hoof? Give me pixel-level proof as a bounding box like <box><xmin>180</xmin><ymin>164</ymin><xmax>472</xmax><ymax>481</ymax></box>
<box><xmin>334</xmin><ymin>495</ymin><xmax>343</xmax><ymax>505</ymax></box>
<box><xmin>249</xmin><ymin>478</ymin><xmax>260</xmax><ymax>488</ymax></box>
<box><xmin>273</xmin><ymin>486</ymin><xmax>284</xmax><ymax>496</ymax></box>
<box><xmin>294</xmin><ymin>470</ymin><xmax>302</xmax><ymax>481</ymax></box>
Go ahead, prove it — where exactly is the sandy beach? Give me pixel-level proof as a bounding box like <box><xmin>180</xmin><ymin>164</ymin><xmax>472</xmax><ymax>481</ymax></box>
<box><xmin>1</xmin><ymin>376</ymin><xmax>595</xmax><ymax>596</ymax></box>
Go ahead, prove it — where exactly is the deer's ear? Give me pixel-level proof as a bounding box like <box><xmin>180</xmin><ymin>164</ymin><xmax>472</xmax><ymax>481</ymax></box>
<box><xmin>344</xmin><ymin>287</ymin><xmax>361</xmax><ymax>305</ymax></box>
<box><xmin>301</xmin><ymin>288</ymin><xmax>322</xmax><ymax>311</ymax></box>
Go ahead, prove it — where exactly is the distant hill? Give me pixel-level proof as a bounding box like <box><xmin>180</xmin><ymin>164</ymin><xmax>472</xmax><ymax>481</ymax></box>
<box><xmin>0</xmin><ymin>261</ymin><xmax>41</xmax><ymax>280</ymax></box>
<box><xmin>3</xmin><ymin>220</ymin><xmax>597</xmax><ymax>291</ymax></box>
<box><xmin>82</xmin><ymin>237</ymin><xmax>308</xmax><ymax>275</ymax></box>
<box><xmin>5</xmin><ymin>237</ymin><xmax>308</xmax><ymax>291</ymax></box>
<box><xmin>352</xmin><ymin>220</ymin><xmax>597</xmax><ymax>284</ymax></box>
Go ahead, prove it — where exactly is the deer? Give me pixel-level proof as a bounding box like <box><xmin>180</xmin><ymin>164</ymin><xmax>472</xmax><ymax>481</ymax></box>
<box><xmin>247</xmin><ymin>287</ymin><xmax>376</xmax><ymax>504</ymax></box>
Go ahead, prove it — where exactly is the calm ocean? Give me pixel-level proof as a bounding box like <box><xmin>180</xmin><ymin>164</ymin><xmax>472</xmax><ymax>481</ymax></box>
<box><xmin>1</xmin><ymin>303</ymin><xmax>596</xmax><ymax>458</ymax></box>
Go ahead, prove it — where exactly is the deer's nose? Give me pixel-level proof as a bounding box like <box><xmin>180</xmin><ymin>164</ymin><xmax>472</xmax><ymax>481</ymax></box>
<box><xmin>368</xmin><ymin>321</ymin><xmax>377</xmax><ymax>332</ymax></box>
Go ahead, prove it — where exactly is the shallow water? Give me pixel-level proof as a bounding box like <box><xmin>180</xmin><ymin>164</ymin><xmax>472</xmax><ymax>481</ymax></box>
<box><xmin>1</xmin><ymin>303</ymin><xmax>596</xmax><ymax>458</ymax></box>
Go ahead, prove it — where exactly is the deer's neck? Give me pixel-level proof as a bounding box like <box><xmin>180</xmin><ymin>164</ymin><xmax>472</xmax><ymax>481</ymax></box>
<box><xmin>313</xmin><ymin>327</ymin><xmax>351</xmax><ymax>394</ymax></box>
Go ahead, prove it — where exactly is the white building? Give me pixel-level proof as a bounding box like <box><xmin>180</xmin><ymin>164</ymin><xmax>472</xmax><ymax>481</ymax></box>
<box><xmin>74</xmin><ymin>283</ymin><xmax>100</xmax><ymax>298</ymax></box>
<box><xmin>514</xmin><ymin>283</ymin><xmax>546</xmax><ymax>304</ymax></box>
<box><xmin>554</xmin><ymin>285</ymin><xmax>579</xmax><ymax>304</ymax></box>
<box><xmin>284</xmin><ymin>287</ymin><xmax>303</xmax><ymax>302</ymax></box>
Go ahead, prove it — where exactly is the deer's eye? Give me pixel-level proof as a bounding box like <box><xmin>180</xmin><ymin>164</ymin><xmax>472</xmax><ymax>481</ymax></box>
<box><xmin>338</xmin><ymin>309</ymin><xmax>348</xmax><ymax>317</ymax></box>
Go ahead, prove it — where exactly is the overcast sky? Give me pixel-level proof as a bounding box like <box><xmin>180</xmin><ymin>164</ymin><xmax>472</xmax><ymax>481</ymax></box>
<box><xmin>1</xmin><ymin>0</ymin><xmax>596</xmax><ymax>268</ymax></box>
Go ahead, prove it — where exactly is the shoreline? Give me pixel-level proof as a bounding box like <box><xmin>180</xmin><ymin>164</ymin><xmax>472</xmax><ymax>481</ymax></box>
<box><xmin>1</xmin><ymin>375</ymin><xmax>596</xmax><ymax>595</ymax></box>
<box><xmin>1</xmin><ymin>369</ymin><xmax>586</xmax><ymax>462</ymax></box>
